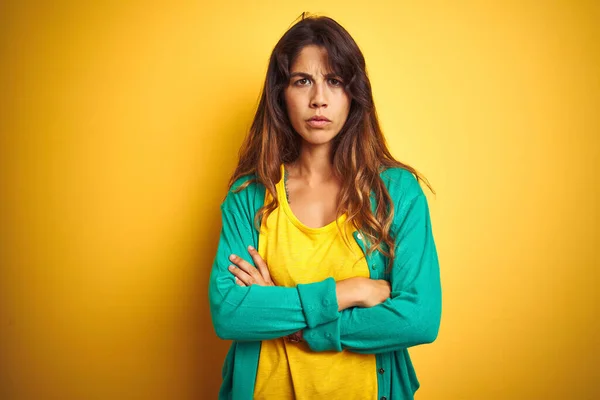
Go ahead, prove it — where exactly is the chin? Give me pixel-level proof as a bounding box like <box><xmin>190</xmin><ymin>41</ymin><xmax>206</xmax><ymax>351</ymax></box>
<box><xmin>298</xmin><ymin>130</ymin><xmax>339</xmax><ymax>146</ymax></box>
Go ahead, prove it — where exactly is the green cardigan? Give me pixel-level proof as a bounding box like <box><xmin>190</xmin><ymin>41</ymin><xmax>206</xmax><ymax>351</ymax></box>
<box><xmin>208</xmin><ymin>167</ymin><xmax>442</xmax><ymax>400</ymax></box>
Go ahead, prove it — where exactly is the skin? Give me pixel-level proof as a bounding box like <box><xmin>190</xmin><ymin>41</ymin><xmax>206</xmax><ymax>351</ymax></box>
<box><xmin>228</xmin><ymin>45</ymin><xmax>391</xmax><ymax>341</ymax></box>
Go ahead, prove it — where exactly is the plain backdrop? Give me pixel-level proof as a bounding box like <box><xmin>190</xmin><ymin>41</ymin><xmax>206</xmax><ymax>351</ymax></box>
<box><xmin>1</xmin><ymin>1</ymin><xmax>598</xmax><ymax>399</ymax></box>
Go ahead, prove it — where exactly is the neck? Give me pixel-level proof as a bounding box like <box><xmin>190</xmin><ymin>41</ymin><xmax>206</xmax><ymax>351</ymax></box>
<box><xmin>288</xmin><ymin>142</ymin><xmax>336</xmax><ymax>185</ymax></box>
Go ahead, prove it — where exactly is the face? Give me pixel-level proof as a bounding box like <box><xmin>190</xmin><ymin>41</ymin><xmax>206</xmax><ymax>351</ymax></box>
<box><xmin>284</xmin><ymin>45</ymin><xmax>351</xmax><ymax>147</ymax></box>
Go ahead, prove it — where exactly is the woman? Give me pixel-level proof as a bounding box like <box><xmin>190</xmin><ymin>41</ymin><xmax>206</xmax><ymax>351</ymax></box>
<box><xmin>208</xmin><ymin>14</ymin><xmax>442</xmax><ymax>400</ymax></box>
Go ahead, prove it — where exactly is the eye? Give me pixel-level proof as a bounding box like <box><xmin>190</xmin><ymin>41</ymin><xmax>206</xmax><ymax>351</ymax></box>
<box><xmin>294</xmin><ymin>78</ymin><xmax>310</xmax><ymax>86</ymax></box>
<box><xmin>328</xmin><ymin>78</ymin><xmax>342</xmax><ymax>86</ymax></box>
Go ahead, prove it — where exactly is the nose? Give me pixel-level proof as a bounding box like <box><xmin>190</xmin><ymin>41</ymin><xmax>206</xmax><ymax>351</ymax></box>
<box><xmin>310</xmin><ymin>81</ymin><xmax>327</xmax><ymax>109</ymax></box>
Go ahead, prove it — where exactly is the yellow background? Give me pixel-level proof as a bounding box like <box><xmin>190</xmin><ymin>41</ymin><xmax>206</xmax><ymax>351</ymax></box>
<box><xmin>1</xmin><ymin>1</ymin><xmax>598</xmax><ymax>399</ymax></box>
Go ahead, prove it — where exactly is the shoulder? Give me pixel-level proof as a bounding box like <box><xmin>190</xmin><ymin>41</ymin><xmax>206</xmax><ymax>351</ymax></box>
<box><xmin>229</xmin><ymin>174</ymin><xmax>258</xmax><ymax>192</ymax></box>
<box><xmin>221</xmin><ymin>174</ymin><xmax>266</xmax><ymax>215</ymax></box>
<box><xmin>379</xmin><ymin>166</ymin><xmax>425</xmax><ymax>202</ymax></box>
<box><xmin>379</xmin><ymin>167</ymin><xmax>428</xmax><ymax>229</ymax></box>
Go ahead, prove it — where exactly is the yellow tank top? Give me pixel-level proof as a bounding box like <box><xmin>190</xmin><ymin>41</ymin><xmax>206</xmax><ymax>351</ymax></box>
<box><xmin>253</xmin><ymin>164</ymin><xmax>377</xmax><ymax>400</ymax></box>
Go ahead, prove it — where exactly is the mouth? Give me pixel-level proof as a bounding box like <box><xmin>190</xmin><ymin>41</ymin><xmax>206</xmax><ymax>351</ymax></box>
<box><xmin>306</xmin><ymin>115</ymin><xmax>331</xmax><ymax>128</ymax></box>
<box><xmin>307</xmin><ymin>116</ymin><xmax>331</xmax><ymax>122</ymax></box>
<box><xmin>306</xmin><ymin>118</ymin><xmax>331</xmax><ymax>128</ymax></box>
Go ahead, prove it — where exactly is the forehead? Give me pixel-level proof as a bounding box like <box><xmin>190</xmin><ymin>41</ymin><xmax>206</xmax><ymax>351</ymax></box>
<box><xmin>290</xmin><ymin>45</ymin><xmax>333</xmax><ymax>74</ymax></box>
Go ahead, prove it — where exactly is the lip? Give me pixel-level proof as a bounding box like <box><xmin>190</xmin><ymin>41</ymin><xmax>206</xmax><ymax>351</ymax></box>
<box><xmin>306</xmin><ymin>119</ymin><xmax>331</xmax><ymax>128</ymax></box>
<box><xmin>306</xmin><ymin>115</ymin><xmax>331</xmax><ymax>128</ymax></box>
<box><xmin>308</xmin><ymin>116</ymin><xmax>331</xmax><ymax>122</ymax></box>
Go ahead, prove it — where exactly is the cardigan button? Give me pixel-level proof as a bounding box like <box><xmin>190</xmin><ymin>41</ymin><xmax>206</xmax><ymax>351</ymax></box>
<box><xmin>356</xmin><ymin>233</ymin><xmax>363</xmax><ymax>240</ymax></box>
<box><xmin>380</xmin><ymin>397</ymin><xmax>387</xmax><ymax>400</ymax></box>
<box><xmin>379</xmin><ymin>368</ymin><xmax>385</xmax><ymax>374</ymax></box>
<box><xmin>371</xmin><ymin>264</ymin><xmax>377</xmax><ymax>270</ymax></box>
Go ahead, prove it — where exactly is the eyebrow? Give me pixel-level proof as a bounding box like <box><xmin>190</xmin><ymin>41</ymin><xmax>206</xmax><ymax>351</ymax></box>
<box><xmin>289</xmin><ymin>71</ymin><xmax>340</xmax><ymax>80</ymax></box>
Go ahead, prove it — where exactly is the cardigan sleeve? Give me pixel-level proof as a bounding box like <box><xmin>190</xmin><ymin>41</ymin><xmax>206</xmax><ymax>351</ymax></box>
<box><xmin>302</xmin><ymin>190</ymin><xmax>442</xmax><ymax>353</ymax></box>
<box><xmin>208</xmin><ymin>203</ymin><xmax>341</xmax><ymax>341</ymax></box>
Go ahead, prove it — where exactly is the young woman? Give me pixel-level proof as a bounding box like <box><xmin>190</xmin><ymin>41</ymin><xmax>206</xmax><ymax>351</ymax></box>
<box><xmin>208</xmin><ymin>14</ymin><xmax>442</xmax><ymax>400</ymax></box>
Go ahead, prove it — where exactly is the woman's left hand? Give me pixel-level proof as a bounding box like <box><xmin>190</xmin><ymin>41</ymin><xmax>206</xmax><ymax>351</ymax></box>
<box><xmin>229</xmin><ymin>246</ymin><xmax>303</xmax><ymax>342</ymax></box>
<box><xmin>228</xmin><ymin>245</ymin><xmax>274</xmax><ymax>287</ymax></box>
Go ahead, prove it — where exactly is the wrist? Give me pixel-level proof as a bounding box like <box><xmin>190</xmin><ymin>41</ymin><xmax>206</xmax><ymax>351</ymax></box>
<box><xmin>335</xmin><ymin>278</ymin><xmax>364</xmax><ymax>311</ymax></box>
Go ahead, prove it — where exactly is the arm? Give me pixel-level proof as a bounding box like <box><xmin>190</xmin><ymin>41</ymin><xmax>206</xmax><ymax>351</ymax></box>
<box><xmin>302</xmin><ymin>191</ymin><xmax>442</xmax><ymax>354</ymax></box>
<box><xmin>208</xmin><ymin>202</ymin><xmax>341</xmax><ymax>341</ymax></box>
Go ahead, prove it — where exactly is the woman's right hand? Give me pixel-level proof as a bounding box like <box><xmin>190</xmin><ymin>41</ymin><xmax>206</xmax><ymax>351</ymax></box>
<box><xmin>335</xmin><ymin>277</ymin><xmax>391</xmax><ymax>311</ymax></box>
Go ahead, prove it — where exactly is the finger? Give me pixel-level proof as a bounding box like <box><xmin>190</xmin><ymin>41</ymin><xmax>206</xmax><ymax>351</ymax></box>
<box><xmin>228</xmin><ymin>264</ymin><xmax>255</xmax><ymax>286</ymax></box>
<box><xmin>234</xmin><ymin>277</ymin><xmax>246</xmax><ymax>287</ymax></box>
<box><xmin>229</xmin><ymin>254</ymin><xmax>264</xmax><ymax>284</ymax></box>
<box><xmin>247</xmin><ymin>246</ymin><xmax>273</xmax><ymax>284</ymax></box>
<box><xmin>287</xmin><ymin>331</ymin><xmax>303</xmax><ymax>343</ymax></box>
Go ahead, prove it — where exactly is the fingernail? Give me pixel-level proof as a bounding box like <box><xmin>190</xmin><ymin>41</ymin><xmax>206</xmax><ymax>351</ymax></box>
<box><xmin>228</xmin><ymin>265</ymin><xmax>235</xmax><ymax>271</ymax></box>
<box><xmin>248</xmin><ymin>245</ymin><xmax>255</xmax><ymax>251</ymax></box>
<box><xmin>229</xmin><ymin>254</ymin><xmax>236</xmax><ymax>261</ymax></box>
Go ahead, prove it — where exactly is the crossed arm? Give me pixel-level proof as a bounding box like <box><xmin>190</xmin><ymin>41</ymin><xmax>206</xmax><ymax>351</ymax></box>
<box><xmin>227</xmin><ymin>245</ymin><xmax>391</xmax><ymax>341</ymax></box>
<box><xmin>208</xmin><ymin>191</ymin><xmax>441</xmax><ymax>353</ymax></box>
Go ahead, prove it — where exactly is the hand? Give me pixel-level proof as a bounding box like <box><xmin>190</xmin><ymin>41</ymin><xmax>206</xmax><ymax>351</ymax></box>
<box><xmin>357</xmin><ymin>278</ymin><xmax>391</xmax><ymax>308</ymax></box>
<box><xmin>286</xmin><ymin>330</ymin><xmax>303</xmax><ymax>343</ymax></box>
<box><xmin>228</xmin><ymin>245</ymin><xmax>274</xmax><ymax>287</ymax></box>
<box><xmin>336</xmin><ymin>277</ymin><xmax>391</xmax><ymax>311</ymax></box>
<box><xmin>229</xmin><ymin>247</ymin><xmax>303</xmax><ymax>342</ymax></box>
<box><xmin>229</xmin><ymin>247</ymin><xmax>300</xmax><ymax>342</ymax></box>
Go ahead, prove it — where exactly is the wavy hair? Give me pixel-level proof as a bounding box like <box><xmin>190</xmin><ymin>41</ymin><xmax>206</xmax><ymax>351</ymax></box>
<box><xmin>228</xmin><ymin>13</ymin><xmax>434</xmax><ymax>270</ymax></box>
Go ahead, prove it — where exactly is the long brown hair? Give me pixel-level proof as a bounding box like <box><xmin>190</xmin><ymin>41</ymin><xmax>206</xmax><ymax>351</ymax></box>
<box><xmin>228</xmin><ymin>13</ymin><xmax>434</xmax><ymax>269</ymax></box>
